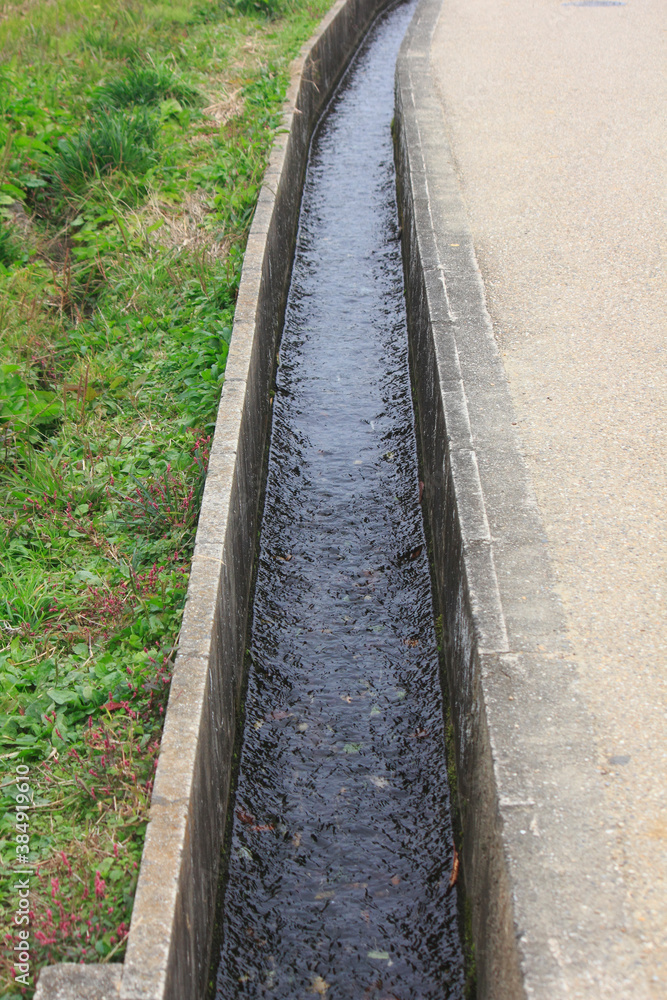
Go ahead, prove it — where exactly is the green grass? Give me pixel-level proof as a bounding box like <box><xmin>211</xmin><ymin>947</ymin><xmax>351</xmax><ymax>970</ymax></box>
<box><xmin>91</xmin><ymin>65</ymin><xmax>202</xmax><ymax>111</ymax></box>
<box><xmin>52</xmin><ymin>108</ymin><xmax>161</xmax><ymax>196</ymax></box>
<box><xmin>0</xmin><ymin>0</ymin><xmax>333</xmax><ymax>993</ymax></box>
<box><xmin>0</xmin><ymin>228</ymin><xmax>21</xmax><ymax>268</ymax></box>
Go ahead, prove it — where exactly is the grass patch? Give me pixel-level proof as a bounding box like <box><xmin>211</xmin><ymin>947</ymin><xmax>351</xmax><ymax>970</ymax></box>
<box><xmin>52</xmin><ymin>108</ymin><xmax>161</xmax><ymax>197</ymax></box>
<box><xmin>0</xmin><ymin>226</ymin><xmax>21</xmax><ymax>268</ymax></box>
<box><xmin>92</xmin><ymin>65</ymin><xmax>201</xmax><ymax>111</ymax></box>
<box><xmin>0</xmin><ymin>0</ymin><xmax>333</xmax><ymax>994</ymax></box>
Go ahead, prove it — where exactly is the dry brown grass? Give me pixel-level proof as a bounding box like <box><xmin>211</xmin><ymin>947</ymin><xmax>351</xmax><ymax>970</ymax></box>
<box><xmin>135</xmin><ymin>190</ymin><xmax>229</xmax><ymax>258</ymax></box>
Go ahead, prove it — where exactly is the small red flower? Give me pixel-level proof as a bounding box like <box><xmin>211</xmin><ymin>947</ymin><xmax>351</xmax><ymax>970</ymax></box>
<box><xmin>94</xmin><ymin>871</ymin><xmax>106</xmax><ymax>900</ymax></box>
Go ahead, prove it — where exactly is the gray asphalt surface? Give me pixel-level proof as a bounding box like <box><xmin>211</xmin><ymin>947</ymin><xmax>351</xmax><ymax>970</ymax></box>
<box><xmin>429</xmin><ymin>0</ymin><xmax>666</xmax><ymax>992</ymax></box>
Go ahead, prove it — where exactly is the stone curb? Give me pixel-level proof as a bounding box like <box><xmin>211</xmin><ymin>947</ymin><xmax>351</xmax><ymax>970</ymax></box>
<box><xmin>34</xmin><ymin>2</ymin><xmax>391</xmax><ymax>998</ymax></box>
<box><xmin>394</xmin><ymin>2</ymin><xmax>650</xmax><ymax>998</ymax></box>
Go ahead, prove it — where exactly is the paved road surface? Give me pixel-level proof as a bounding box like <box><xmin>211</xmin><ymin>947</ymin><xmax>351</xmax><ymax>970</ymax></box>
<box><xmin>429</xmin><ymin>0</ymin><xmax>666</xmax><ymax>992</ymax></box>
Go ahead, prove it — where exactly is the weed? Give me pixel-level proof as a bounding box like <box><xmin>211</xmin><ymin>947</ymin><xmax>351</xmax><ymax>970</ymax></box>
<box><xmin>0</xmin><ymin>363</ymin><xmax>62</xmax><ymax>443</ymax></box>
<box><xmin>223</xmin><ymin>0</ymin><xmax>288</xmax><ymax>18</ymax></box>
<box><xmin>52</xmin><ymin>109</ymin><xmax>160</xmax><ymax>197</ymax></box>
<box><xmin>82</xmin><ymin>28</ymin><xmax>142</xmax><ymax>62</ymax></box>
<box><xmin>92</xmin><ymin>65</ymin><xmax>201</xmax><ymax>111</ymax></box>
<box><xmin>0</xmin><ymin>223</ymin><xmax>21</xmax><ymax>267</ymax></box>
<box><xmin>114</xmin><ymin>441</ymin><xmax>209</xmax><ymax>540</ymax></box>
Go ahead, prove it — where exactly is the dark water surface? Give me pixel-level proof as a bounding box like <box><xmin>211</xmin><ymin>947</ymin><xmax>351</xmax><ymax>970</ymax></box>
<box><xmin>214</xmin><ymin>3</ymin><xmax>464</xmax><ymax>996</ymax></box>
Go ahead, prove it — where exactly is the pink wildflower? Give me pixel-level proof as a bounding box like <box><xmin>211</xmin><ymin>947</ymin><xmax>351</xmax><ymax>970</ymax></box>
<box><xmin>94</xmin><ymin>871</ymin><xmax>106</xmax><ymax>900</ymax></box>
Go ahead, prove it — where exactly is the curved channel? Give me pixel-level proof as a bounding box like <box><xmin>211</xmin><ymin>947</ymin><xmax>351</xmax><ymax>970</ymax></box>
<box><xmin>213</xmin><ymin>3</ymin><xmax>464</xmax><ymax>996</ymax></box>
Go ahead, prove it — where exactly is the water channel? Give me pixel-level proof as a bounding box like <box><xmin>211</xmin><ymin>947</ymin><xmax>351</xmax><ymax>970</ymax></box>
<box><xmin>212</xmin><ymin>3</ymin><xmax>464</xmax><ymax>995</ymax></box>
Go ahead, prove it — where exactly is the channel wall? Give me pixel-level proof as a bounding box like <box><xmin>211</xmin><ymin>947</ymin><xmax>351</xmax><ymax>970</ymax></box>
<box><xmin>34</xmin><ymin>0</ymin><xmax>393</xmax><ymax>997</ymax></box>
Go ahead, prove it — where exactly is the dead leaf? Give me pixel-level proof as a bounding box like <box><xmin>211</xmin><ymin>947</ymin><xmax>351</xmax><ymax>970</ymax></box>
<box><xmin>238</xmin><ymin>808</ymin><xmax>274</xmax><ymax>832</ymax></box>
<box><xmin>311</xmin><ymin>975</ymin><xmax>329</xmax><ymax>996</ymax></box>
<box><xmin>398</xmin><ymin>545</ymin><xmax>423</xmax><ymax>564</ymax></box>
<box><xmin>448</xmin><ymin>846</ymin><xmax>459</xmax><ymax>889</ymax></box>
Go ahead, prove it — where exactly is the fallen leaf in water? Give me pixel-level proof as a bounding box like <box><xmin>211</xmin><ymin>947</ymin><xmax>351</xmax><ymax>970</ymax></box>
<box><xmin>369</xmin><ymin>775</ymin><xmax>389</xmax><ymax>789</ymax></box>
<box><xmin>340</xmin><ymin>694</ymin><xmax>353</xmax><ymax>703</ymax></box>
<box><xmin>344</xmin><ymin>743</ymin><xmax>362</xmax><ymax>753</ymax></box>
<box><xmin>412</xmin><ymin>729</ymin><xmax>429</xmax><ymax>739</ymax></box>
<box><xmin>367</xmin><ymin>950</ymin><xmax>390</xmax><ymax>961</ymax></box>
<box><xmin>398</xmin><ymin>544</ymin><xmax>423</xmax><ymax>565</ymax></box>
<box><xmin>390</xmin><ymin>875</ymin><xmax>400</xmax><ymax>885</ymax></box>
<box><xmin>266</xmin><ymin>709</ymin><xmax>290</xmax><ymax>721</ymax></box>
<box><xmin>315</xmin><ymin>890</ymin><xmax>335</xmax><ymax>900</ymax></box>
<box><xmin>275</xmin><ymin>552</ymin><xmax>292</xmax><ymax>561</ymax></box>
<box><xmin>311</xmin><ymin>975</ymin><xmax>329</xmax><ymax>995</ymax></box>
<box><xmin>237</xmin><ymin>808</ymin><xmax>255</xmax><ymax>825</ymax></box>
<box><xmin>250</xmin><ymin>823</ymin><xmax>275</xmax><ymax>832</ymax></box>
<box><xmin>404</xmin><ymin>637</ymin><xmax>420</xmax><ymax>648</ymax></box>
<box><xmin>292</xmin><ymin>832</ymin><xmax>302</xmax><ymax>847</ymax></box>
<box><xmin>449</xmin><ymin>846</ymin><xmax>459</xmax><ymax>888</ymax></box>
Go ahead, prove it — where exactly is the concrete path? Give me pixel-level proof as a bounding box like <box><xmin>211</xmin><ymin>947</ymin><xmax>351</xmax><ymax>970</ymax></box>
<box><xmin>426</xmin><ymin>0</ymin><xmax>666</xmax><ymax>993</ymax></box>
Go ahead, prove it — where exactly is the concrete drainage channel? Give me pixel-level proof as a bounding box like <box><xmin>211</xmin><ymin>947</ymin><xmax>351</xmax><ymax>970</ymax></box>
<box><xmin>35</xmin><ymin>0</ymin><xmax>630</xmax><ymax>999</ymax></box>
<box><xmin>211</xmin><ymin>0</ymin><xmax>463</xmax><ymax>994</ymax></box>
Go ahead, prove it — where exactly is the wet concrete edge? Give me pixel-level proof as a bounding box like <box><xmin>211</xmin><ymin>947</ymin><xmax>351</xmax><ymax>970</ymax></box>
<box><xmin>33</xmin><ymin>2</ymin><xmax>392</xmax><ymax>999</ymax></box>
<box><xmin>394</xmin><ymin>1</ymin><xmax>645</xmax><ymax>998</ymax></box>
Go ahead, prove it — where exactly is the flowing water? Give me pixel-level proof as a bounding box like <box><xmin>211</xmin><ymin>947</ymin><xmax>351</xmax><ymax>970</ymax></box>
<box><xmin>213</xmin><ymin>3</ymin><xmax>464</xmax><ymax>996</ymax></box>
